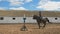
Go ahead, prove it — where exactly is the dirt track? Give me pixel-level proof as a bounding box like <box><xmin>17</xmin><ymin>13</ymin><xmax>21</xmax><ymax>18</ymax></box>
<box><xmin>0</xmin><ymin>23</ymin><xmax>60</xmax><ymax>34</ymax></box>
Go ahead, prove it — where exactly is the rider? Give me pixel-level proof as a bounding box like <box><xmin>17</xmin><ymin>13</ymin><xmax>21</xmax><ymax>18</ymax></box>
<box><xmin>39</xmin><ymin>11</ymin><xmax>43</xmax><ymax>20</ymax></box>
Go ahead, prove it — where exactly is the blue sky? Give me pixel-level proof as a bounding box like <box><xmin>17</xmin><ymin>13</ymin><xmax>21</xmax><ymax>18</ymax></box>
<box><xmin>0</xmin><ymin>0</ymin><xmax>60</xmax><ymax>11</ymax></box>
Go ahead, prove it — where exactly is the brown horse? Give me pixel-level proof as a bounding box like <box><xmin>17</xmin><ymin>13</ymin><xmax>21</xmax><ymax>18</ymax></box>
<box><xmin>33</xmin><ymin>15</ymin><xmax>50</xmax><ymax>29</ymax></box>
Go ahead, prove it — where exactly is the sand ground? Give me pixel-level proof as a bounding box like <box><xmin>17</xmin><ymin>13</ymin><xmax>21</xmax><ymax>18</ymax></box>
<box><xmin>0</xmin><ymin>23</ymin><xmax>60</xmax><ymax>34</ymax></box>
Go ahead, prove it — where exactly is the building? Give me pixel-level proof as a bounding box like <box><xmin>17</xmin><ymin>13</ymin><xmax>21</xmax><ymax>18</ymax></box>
<box><xmin>0</xmin><ymin>10</ymin><xmax>60</xmax><ymax>23</ymax></box>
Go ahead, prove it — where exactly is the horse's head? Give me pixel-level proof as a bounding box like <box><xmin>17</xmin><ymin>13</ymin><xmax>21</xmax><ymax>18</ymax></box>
<box><xmin>44</xmin><ymin>18</ymin><xmax>52</xmax><ymax>23</ymax></box>
<box><xmin>44</xmin><ymin>18</ymin><xmax>49</xmax><ymax>22</ymax></box>
<box><xmin>33</xmin><ymin>15</ymin><xmax>38</xmax><ymax>19</ymax></box>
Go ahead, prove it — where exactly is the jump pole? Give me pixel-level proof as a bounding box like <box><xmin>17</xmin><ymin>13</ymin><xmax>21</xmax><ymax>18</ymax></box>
<box><xmin>20</xmin><ymin>14</ymin><xmax>28</xmax><ymax>31</ymax></box>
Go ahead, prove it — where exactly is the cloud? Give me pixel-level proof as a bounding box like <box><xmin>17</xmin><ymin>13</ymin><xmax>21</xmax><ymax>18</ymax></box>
<box><xmin>25</xmin><ymin>0</ymin><xmax>32</xmax><ymax>2</ymax></box>
<box><xmin>38</xmin><ymin>0</ymin><xmax>50</xmax><ymax>5</ymax></box>
<box><xmin>9</xmin><ymin>0</ymin><xmax>24</xmax><ymax>6</ymax></box>
<box><xmin>0</xmin><ymin>0</ymin><xmax>2</xmax><ymax>1</ymax></box>
<box><xmin>0</xmin><ymin>7</ymin><xmax>6</xmax><ymax>10</ymax></box>
<box><xmin>8</xmin><ymin>0</ymin><xmax>32</xmax><ymax>6</ymax></box>
<box><xmin>0</xmin><ymin>0</ymin><xmax>32</xmax><ymax>10</ymax></box>
<box><xmin>9</xmin><ymin>7</ymin><xmax>28</xmax><ymax>10</ymax></box>
<box><xmin>37</xmin><ymin>0</ymin><xmax>60</xmax><ymax>11</ymax></box>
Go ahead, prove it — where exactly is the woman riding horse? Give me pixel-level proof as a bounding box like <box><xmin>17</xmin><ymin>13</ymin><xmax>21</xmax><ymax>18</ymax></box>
<box><xmin>33</xmin><ymin>15</ymin><xmax>50</xmax><ymax>29</ymax></box>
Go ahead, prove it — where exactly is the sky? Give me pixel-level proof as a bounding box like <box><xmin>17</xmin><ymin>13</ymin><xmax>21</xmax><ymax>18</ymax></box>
<box><xmin>0</xmin><ymin>0</ymin><xmax>60</xmax><ymax>11</ymax></box>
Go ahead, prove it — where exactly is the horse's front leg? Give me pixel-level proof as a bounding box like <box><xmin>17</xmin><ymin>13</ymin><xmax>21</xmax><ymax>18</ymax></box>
<box><xmin>43</xmin><ymin>22</ymin><xmax>46</xmax><ymax>28</ymax></box>
<box><xmin>38</xmin><ymin>22</ymin><xmax>40</xmax><ymax>29</ymax></box>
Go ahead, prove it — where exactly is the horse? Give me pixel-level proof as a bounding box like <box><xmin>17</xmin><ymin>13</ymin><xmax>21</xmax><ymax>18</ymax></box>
<box><xmin>33</xmin><ymin>15</ymin><xmax>50</xmax><ymax>29</ymax></box>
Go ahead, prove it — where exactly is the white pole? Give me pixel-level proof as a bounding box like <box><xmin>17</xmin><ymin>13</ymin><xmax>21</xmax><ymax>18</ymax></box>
<box><xmin>24</xmin><ymin>14</ymin><xmax>26</xmax><ymax>18</ymax></box>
